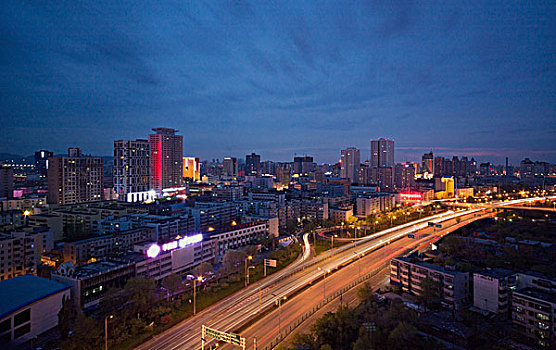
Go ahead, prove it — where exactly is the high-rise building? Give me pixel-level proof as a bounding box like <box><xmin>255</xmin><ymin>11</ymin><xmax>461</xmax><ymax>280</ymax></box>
<box><xmin>371</xmin><ymin>166</ymin><xmax>394</xmax><ymax>192</ymax></box>
<box><xmin>149</xmin><ymin>128</ymin><xmax>183</xmax><ymax>192</ymax></box>
<box><xmin>0</xmin><ymin>166</ymin><xmax>14</xmax><ymax>198</ymax></box>
<box><xmin>370</xmin><ymin>138</ymin><xmax>394</xmax><ymax>168</ymax></box>
<box><xmin>340</xmin><ymin>147</ymin><xmax>360</xmax><ymax>183</ymax></box>
<box><xmin>421</xmin><ymin>152</ymin><xmax>433</xmax><ymax>174</ymax></box>
<box><xmin>34</xmin><ymin>150</ymin><xmax>53</xmax><ymax>178</ymax></box>
<box><xmin>222</xmin><ymin>157</ymin><xmax>238</xmax><ymax>177</ymax></box>
<box><xmin>47</xmin><ymin>148</ymin><xmax>104</xmax><ymax>204</ymax></box>
<box><xmin>293</xmin><ymin>156</ymin><xmax>314</xmax><ymax>175</ymax></box>
<box><xmin>245</xmin><ymin>153</ymin><xmax>261</xmax><ymax>176</ymax></box>
<box><xmin>183</xmin><ymin>157</ymin><xmax>200</xmax><ymax>181</ymax></box>
<box><xmin>395</xmin><ymin>163</ymin><xmax>416</xmax><ymax>190</ymax></box>
<box><xmin>113</xmin><ymin>139</ymin><xmax>151</xmax><ymax>201</ymax></box>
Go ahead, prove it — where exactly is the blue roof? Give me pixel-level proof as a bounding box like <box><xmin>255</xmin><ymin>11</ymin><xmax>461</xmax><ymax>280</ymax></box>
<box><xmin>0</xmin><ymin>275</ymin><xmax>70</xmax><ymax>319</ymax></box>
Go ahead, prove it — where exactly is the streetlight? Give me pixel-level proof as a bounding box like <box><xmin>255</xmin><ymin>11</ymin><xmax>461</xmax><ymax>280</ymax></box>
<box><xmin>194</xmin><ymin>275</ymin><xmax>202</xmax><ymax>315</ymax></box>
<box><xmin>354</xmin><ymin>252</ymin><xmax>361</xmax><ymax>279</ymax></box>
<box><xmin>318</xmin><ymin>267</ymin><xmax>331</xmax><ymax>300</ymax></box>
<box><xmin>247</xmin><ymin>265</ymin><xmax>255</xmax><ymax>286</ymax></box>
<box><xmin>244</xmin><ymin>256</ymin><xmax>253</xmax><ymax>287</ymax></box>
<box><xmin>272</xmin><ymin>294</ymin><xmax>287</xmax><ymax>337</ymax></box>
<box><xmin>104</xmin><ymin>314</ymin><xmax>113</xmax><ymax>350</ymax></box>
<box><xmin>331</xmin><ymin>234</ymin><xmax>337</xmax><ymax>249</ymax></box>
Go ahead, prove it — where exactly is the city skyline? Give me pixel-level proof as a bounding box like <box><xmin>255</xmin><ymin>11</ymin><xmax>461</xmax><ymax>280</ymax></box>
<box><xmin>1</xmin><ymin>1</ymin><xmax>554</xmax><ymax>163</ymax></box>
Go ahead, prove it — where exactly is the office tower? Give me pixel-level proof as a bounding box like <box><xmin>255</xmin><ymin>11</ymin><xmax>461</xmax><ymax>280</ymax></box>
<box><xmin>434</xmin><ymin>156</ymin><xmax>444</xmax><ymax>176</ymax></box>
<box><xmin>222</xmin><ymin>157</ymin><xmax>238</xmax><ymax>177</ymax></box>
<box><xmin>149</xmin><ymin>128</ymin><xmax>183</xmax><ymax>192</ymax></box>
<box><xmin>340</xmin><ymin>147</ymin><xmax>360</xmax><ymax>183</ymax></box>
<box><xmin>370</xmin><ymin>167</ymin><xmax>394</xmax><ymax>192</ymax></box>
<box><xmin>183</xmin><ymin>157</ymin><xmax>200</xmax><ymax>181</ymax></box>
<box><xmin>421</xmin><ymin>152</ymin><xmax>433</xmax><ymax>174</ymax></box>
<box><xmin>0</xmin><ymin>166</ymin><xmax>14</xmax><ymax>198</ymax></box>
<box><xmin>293</xmin><ymin>156</ymin><xmax>314</xmax><ymax>175</ymax></box>
<box><xmin>47</xmin><ymin>148</ymin><xmax>104</xmax><ymax>205</ymax></box>
<box><xmin>245</xmin><ymin>153</ymin><xmax>261</xmax><ymax>176</ymax></box>
<box><xmin>113</xmin><ymin>139</ymin><xmax>150</xmax><ymax>199</ymax></box>
<box><xmin>370</xmin><ymin>138</ymin><xmax>394</xmax><ymax>167</ymax></box>
<box><xmin>34</xmin><ymin>150</ymin><xmax>53</xmax><ymax>178</ymax></box>
<box><xmin>395</xmin><ymin>163</ymin><xmax>416</xmax><ymax>190</ymax></box>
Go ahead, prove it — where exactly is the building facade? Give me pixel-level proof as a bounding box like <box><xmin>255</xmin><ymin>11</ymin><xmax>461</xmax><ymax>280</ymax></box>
<box><xmin>149</xmin><ymin>128</ymin><xmax>183</xmax><ymax>192</ymax></box>
<box><xmin>340</xmin><ymin>147</ymin><xmax>360</xmax><ymax>183</ymax></box>
<box><xmin>113</xmin><ymin>139</ymin><xmax>151</xmax><ymax>201</ymax></box>
<box><xmin>47</xmin><ymin>148</ymin><xmax>104</xmax><ymax>205</ymax></box>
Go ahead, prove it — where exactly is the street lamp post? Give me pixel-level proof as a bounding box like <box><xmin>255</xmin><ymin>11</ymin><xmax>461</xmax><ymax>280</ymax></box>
<box><xmin>194</xmin><ymin>276</ymin><xmax>202</xmax><ymax>315</ymax></box>
<box><xmin>247</xmin><ymin>266</ymin><xmax>255</xmax><ymax>286</ymax></box>
<box><xmin>272</xmin><ymin>295</ymin><xmax>287</xmax><ymax>337</ymax></box>
<box><xmin>104</xmin><ymin>315</ymin><xmax>113</xmax><ymax>350</ymax></box>
<box><xmin>244</xmin><ymin>255</ymin><xmax>252</xmax><ymax>287</ymax></box>
<box><xmin>318</xmin><ymin>267</ymin><xmax>331</xmax><ymax>300</ymax></box>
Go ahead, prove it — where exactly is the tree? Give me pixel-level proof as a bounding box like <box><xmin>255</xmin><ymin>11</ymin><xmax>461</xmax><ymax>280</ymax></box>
<box><xmin>192</xmin><ymin>262</ymin><xmax>213</xmax><ymax>278</ymax></box>
<box><xmin>387</xmin><ymin>322</ymin><xmax>419</xmax><ymax>350</ymax></box>
<box><xmin>418</xmin><ymin>277</ymin><xmax>442</xmax><ymax>311</ymax></box>
<box><xmin>58</xmin><ymin>296</ymin><xmax>77</xmax><ymax>339</ymax></box>
<box><xmin>221</xmin><ymin>250</ymin><xmax>247</xmax><ymax>280</ymax></box>
<box><xmin>124</xmin><ymin>277</ymin><xmax>156</xmax><ymax>318</ymax></box>
<box><xmin>60</xmin><ymin>314</ymin><xmax>102</xmax><ymax>350</ymax></box>
<box><xmin>162</xmin><ymin>273</ymin><xmax>182</xmax><ymax>301</ymax></box>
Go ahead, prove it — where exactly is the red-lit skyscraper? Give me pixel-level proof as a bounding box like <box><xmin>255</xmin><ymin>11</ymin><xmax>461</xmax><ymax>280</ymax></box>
<box><xmin>149</xmin><ymin>128</ymin><xmax>183</xmax><ymax>192</ymax></box>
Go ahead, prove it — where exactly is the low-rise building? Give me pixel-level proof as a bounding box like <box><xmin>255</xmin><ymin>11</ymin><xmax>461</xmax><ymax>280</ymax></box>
<box><xmin>210</xmin><ymin>221</ymin><xmax>266</xmax><ymax>258</ymax></box>
<box><xmin>390</xmin><ymin>257</ymin><xmax>470</xmax><ymax>308</ymax></box>
<box><xmin>511</xmin><ymin>288</ymin><xmax>555</xmax><ymax>348</ymax></box>
<box><xmin>329</xmin><ymin>206</ymin><xmax>353</xmax><ymax>222</ymax></box>
<box><xmin>0</xmin><ymin>275</ymin><xmax>70</xmax><ymax>345</ymax></box>
<box><xmin>473</xmin><ymin>269</ymin><xmax>517</xmax><ymax>314</ymax></box>
<box><xmin>52</xmin><ymin>259</ymin><xmax>135</xmax><ymax>309</ymax></box>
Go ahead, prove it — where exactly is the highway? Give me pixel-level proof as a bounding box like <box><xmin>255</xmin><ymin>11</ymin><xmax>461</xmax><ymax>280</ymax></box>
<box><xmin>136</xmin><ymin>197</ymin><xmax>545</xmax><ymax>350</ymax></box>
<box><xmin>221</xmin><ymin>210</ymin><xmax>495</xmax><ymax>350</ymax></box>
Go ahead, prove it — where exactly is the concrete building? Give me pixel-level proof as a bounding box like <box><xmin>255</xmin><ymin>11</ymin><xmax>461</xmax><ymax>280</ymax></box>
<box><xmin>0</xmin><ymin>275</ymin><xmax>70</xmax><ymax>345</ymax></box>
<box><xmin>149</xmin><ymin>128</ymin><xmax>183</xmax><ymax>192</ymax></box>
<box><xmin>370</xmin><ymin>138</ymin><xmax>394</xmax><ymax>168</ymax></box>
<box><xmin>293</xmin><ymin>156</ymin><xmax>314</xmax><ymax>175</ymax></box>
<box><xmin>422</xmin><ymin>152</ymin><xmax>434</xmax><ymax>174</ymax></box>
<box><xmin>370</xmin><ymin>166</ymin><xmax>394</xmax><ymax>192</ymax></box>
<box><xmin>511</xmin><ymin>288</ymin><xmax>555</xmax><ymax>348</ymax></box>
<box><xmin>63</xmin><ymin>227</ymin><xmax>157</xmax><ymax>265</ymax></box>
<box><xmin>473</xmin><ymin>269</ymin><xmax>517</xmax><ymax>314</ymax></box>
<box><xmin>0</xmin><ymin>228</ymin><xmax>54</xmax><ymax>281</ymax></box>
<box><xmin>34</xmin><ymin>150</ymin><xmax>53</xmax><ymax>179</ymax></box>
<box><xmin>340</xmin><ymin>147</ymin><xmax>360</xmax><ymax>183</ymax></box>
<box><xmin>113</xmin><ymin>139</ymin><xmax>151</xmax><ymax>201</ymax></box>
<box><xmin>191</xmin><ymin>201</ymin><xmax>236</xmax><ymax>232</ymax></box>
<box><xmin>183</xmin><ymin>157</ymin><xmax>201</xmax><ymax>182</ymax></box>
<box><xmin>329</xmin><ymin>206</ymin><xmax>353</xmax><ymax>222</ymax></box>
<box><xmin>390</xmin><ymin>257</ymin><xmax>470</xmax><ymax>308</ymax></box>
<box><xmin>356</xmin><ymin>195</ymin><xmax>395</xmax><ymax>217</ymax></box>
<box><xmin>0</xmin><ymin>166</ymin><xmax>14</xmax><ymax>199</ymax></box>
<box><xmin>245</xmin><ymin>153</ymin><xmax>261</xmax><ymax>176</ymax></box>
<box><xmin>52</xmin><ymin>260</ymin><xmax>135</xmax><ymax>309</ymax></box>
<box><xmin>394</xmin><ymin>163</ymin><xmax>416</xmax><ymax>190</ymax></box>
<box><xmin>222</xmin><ymin>157</ymin><xmax>239</xmax><ymax>177</ymax></box>
<box><xmin>47</xmin><ymin>148</ymin><xmax>104</xmax><ymax>205</ymax></box>
<box><xmin>210</xmin><ymin>221</ymin><xmax>266</xmax><ymax>257</ymax></box>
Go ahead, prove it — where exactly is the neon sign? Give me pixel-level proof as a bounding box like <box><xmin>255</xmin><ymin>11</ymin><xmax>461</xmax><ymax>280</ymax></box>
<box><xmin>146</xmin><ymin>233</ymin><xmax>203</xmax><ymax>258</ymax></box>
<box><xmin>400</xmin><ymin>192</ymin><xmax>422</xmax><ymax>200</ymax></box>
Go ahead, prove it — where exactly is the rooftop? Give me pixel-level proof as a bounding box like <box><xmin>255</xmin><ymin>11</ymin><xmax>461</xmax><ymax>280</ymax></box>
<box><xmin>476</xmin><ymin>268</ymin><xmax>515</xmax><ymax>279</ymax></box>
<box><xmin>514</xmin><ymin>287</ymin><xmax>556</xmax><ymax>304</ymax></box>
<box><xmin>0</xmin><ymin>275</ymin><xmax>70</xmax><ymax>319</ymax></box>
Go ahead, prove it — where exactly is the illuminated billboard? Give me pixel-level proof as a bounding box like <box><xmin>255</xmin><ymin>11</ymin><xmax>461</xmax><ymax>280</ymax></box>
<box><xmin>146</xmin><ymin>233</ymin><xmax>203</xmax><ymax>258</ymax></box>
<box><xmin>399</xmin><ymin>192</ymin><xmax>423</xmax><ymax>201</ymax></box>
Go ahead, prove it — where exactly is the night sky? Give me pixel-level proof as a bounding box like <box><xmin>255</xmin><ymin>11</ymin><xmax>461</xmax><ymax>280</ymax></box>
<box><xmin>1</xmin><ymin>1</ymin><xmax>555</xmax><ymax>164</ymax></box>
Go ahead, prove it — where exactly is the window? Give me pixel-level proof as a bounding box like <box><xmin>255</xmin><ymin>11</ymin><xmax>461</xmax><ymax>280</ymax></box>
<box><xmin>13</xmin><ymin>323</ymin><xmax>30</xmax><ymax>339</ymax></box>
<box><xmin>0</xmin><ymin>319</ymin><xmax>10</xmax><ymax>333</ymax></box>
<box><xmin>13</xmin><ymin>309</ymin><xmax>30</xmax><ymax>327</ymax></box>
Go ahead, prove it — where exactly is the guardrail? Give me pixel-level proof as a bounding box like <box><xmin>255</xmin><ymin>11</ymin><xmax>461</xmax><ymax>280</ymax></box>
<box><xmin>263</xmin><ymin>261</ymin><xmax>390</xmax><ymax>350</ymax></box>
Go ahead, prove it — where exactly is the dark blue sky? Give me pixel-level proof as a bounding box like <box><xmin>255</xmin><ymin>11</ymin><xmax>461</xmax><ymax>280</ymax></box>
<box><xmin>1</xmin><ymin>1</ymin><xmax>555</xmax><ymax>164</ymax></box>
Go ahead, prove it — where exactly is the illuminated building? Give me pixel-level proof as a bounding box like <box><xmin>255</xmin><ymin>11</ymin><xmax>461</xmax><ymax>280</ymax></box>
<box><xmin>34</xmin><ymin>150</ymin><xmax>53</xmax><ymax>178</ymax></box>
<box><xmin>421</xmin><ymin>152</ymin><xmax>433</xmax><ymax>174</ymax></box>
<box><xmin>113</xmin><ymin>139</ymin><xmax>150</xmax><ymax>201</ymax></box>
<box><xmin>183</xmin><ymin>157</ymin><xmax>200</xmax><ymax>181</ymax></box>
<box><xmin>435</xmin><ymin>176</ymin><xmax>456</xmax><ymax>199</ymax></box>
<box><xmin>340</xmin><ymin>147</ymin><xmax>360</xmax><ymax>183</ymax></box>
<box><xmin>149</xmin><ymin>128</ymin><xmax>183</xmax><ymax>192</ymax></box>
<box><xmin>47</xmin><ymin>148</ymin><xmax>104</xmax><ymax>205</ymax></box>
<box><xmin>245</xmin><ymin>153</ymin><xmax>261</xmax><ymax>175</ymax></box>
<box><xmin>394</xmin><ymin>163</ymin><xmax>415</xmax><ymax>190</ymax></box>
<box><xmin>222</xmin><ymin>157</ymin><xmax>238</xmax><ymax>177</ymax></box>
<box><xmin>370</xmin><ymin>138</ymin><xmax>394</xmax><ymax>168</ymax></box>
<box><xmin>370</xmin><ymin>166</ymin><xmax>394</xmax><ymax>192</ymax></box>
